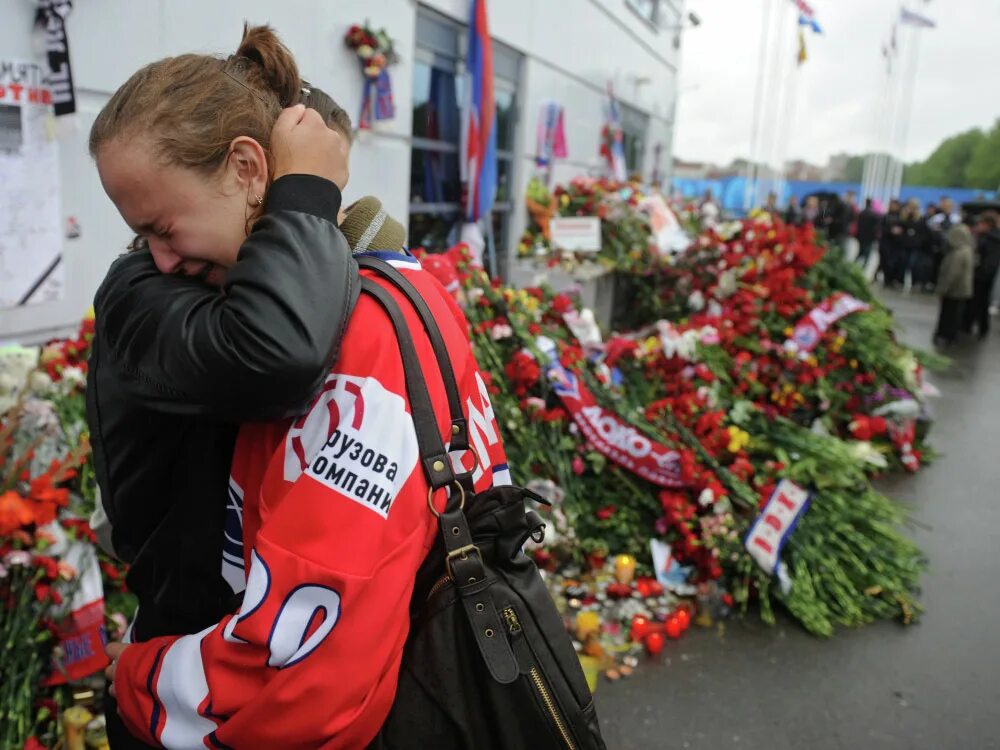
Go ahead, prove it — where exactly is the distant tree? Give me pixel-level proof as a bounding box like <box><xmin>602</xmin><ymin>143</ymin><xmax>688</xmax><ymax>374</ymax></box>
<box><xmin>964</xmin><ymin>119</ymin><xmax>1000</xmax><ymax>191</ymax></box>
<box><xmin>904</xmin><ymin>128</ymin><xmax>986</xmax><ymax>187</ymax></box>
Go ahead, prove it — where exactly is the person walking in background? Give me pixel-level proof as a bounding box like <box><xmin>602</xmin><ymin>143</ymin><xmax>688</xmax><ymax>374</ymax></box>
<box><xmin>831</xmin><ymin>190</ymin><xmax>858</xmax><ymax>255</ymax></box>
<box><xmin>764</xmin><ymin>191</ymin><xmax>779</xmax><ymax>215</ymax></box>
<box><xmin>929</xmin><ymin>196</ymin><xmax>961</xmax><ymax>285</ymax></box>
<box><xmin>962</xmin><ymin>210</ymin><xmax>1000</xmax><ymax>339</ymax></box>
<box><xmin>912</xmin><ymin>202</ymin><xmax>940</xmax><ymax>292</ymax></box>
<box><xmin>879</xmin><ymin>199</ymin><xmax>903</xmax><ymax>288</ymax></box>
<box><xmin>785</xmin><ymin>195</ymin><xmax>803</xmax><ymax>226</ymax></box>
<box><xmin>803</xmin><ymin>195</ymin><xmax>820</xmax><ymax>225</ymax></box>
<box><xmin>897</xmin><ymin>199</ymin><xmax>925</xmax><ymax>289</ymax></box>
<box><xmin>855</xmin><ymin>197</ymin><xmax>881</xmax><ymax>273</ymax></box>
<box><xmin>934</xmin><ymin>220</ymin><xmax>975</xmax><ymax>347</ymax></box>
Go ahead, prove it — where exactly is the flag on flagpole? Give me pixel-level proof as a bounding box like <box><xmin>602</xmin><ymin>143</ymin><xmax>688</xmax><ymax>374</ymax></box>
<box><xmin>899</xmin><ymin>7</ymin><xmax>936</xmax><ymax>28</ymax></box>
<box><xmin>798</xmin><ymin>13</ymin><xmax>822</xmax><ymax>34</ymax></box>
<box><xmin>460</xmin><ymin>0</ymin><xmax>498</xmax><ymax>222</ymax></box>
<box><xmin>600</xmin><ymin>85</ymin><xmax>627</xmax><ymax>181</ymax></box>
<box><xmin>791</xmin><ymin>0</ymin><xmax>815</xmax><ymax>16</ymax></box>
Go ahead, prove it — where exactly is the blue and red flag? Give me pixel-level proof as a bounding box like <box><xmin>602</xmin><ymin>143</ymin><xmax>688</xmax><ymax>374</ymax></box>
<box><xmin>461</xmin><ymin>0</ymin><xmax>498</xmax><ymax>222</ymax></box>
<box><xmin>602</xmin><ymin>85</ymin><xmax>627</xmax><ymax>182</ymax></box>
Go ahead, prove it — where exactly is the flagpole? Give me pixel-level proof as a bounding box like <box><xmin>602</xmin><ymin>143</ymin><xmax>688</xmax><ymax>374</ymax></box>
<box><xmin>759</xmin><ymin>1</ymin><xmax>792</xmax><ymax>208</ymax></box>
<box><xmin>766</xmin><ymin>14</ymin><xmax>797</xmax><ymax>205</ymax></box>
<box><xmin>866</xmin><ymin>46</ymin><xmax>895</xmax><ymax>205</ymax></box>
<box><xmin>877</xmin><ymin>14</ymin><xmax>904</xmax><ymax>207</ymax></box>
<box><xmin>745</xmin><ymin>0</ymin><xmax>778</xmax><ymax>212</ymax></box>
<box><xmin>892</xmin><ymin>16</ymin><xmax>924</xmax><ymax>200</ymax></box>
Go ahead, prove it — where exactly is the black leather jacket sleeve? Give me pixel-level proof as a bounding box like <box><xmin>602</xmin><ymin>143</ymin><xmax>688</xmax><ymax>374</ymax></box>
<box><xmin>92</xmin><ymin>174</ymin><xmax>359</xmax><ymax>421</ymax></box>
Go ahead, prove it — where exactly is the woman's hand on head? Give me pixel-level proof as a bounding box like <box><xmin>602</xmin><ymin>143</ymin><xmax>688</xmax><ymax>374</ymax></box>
<box><xmin>271</xmin><ymin>104</ymin><xmax>350</xmax><ymax>190</ymax></box>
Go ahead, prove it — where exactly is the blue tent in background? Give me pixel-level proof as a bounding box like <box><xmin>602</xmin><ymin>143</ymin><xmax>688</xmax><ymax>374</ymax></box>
<box><xmin>671</xmin><ymin>176</ymin><xmax>996</xmax><ymax>215</ymax></box>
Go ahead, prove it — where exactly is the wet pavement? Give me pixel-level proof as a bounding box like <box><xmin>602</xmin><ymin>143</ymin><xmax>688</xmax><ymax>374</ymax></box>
<box><xmin>596</xmin><ymin>290</ymin><xmax>1000</xmax><ymax>750</ymax></box>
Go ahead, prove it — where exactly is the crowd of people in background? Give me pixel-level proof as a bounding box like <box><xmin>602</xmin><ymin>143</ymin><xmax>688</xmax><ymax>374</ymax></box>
<box><xmin>775</xmin><ymin>191</ymin><xmax>1000</xmax><ymax>349</ymax></box>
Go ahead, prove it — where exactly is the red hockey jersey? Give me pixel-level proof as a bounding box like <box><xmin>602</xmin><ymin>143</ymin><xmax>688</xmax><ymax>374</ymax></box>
<box><xmin>114</xmin><ymin>251</ymin><xmax>512</xmax><ymax>749</ymax></box>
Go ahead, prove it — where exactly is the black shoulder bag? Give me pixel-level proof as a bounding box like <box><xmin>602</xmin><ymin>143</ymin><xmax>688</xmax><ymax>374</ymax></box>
<box><xmin>356</xmin><ymin>257</ymin><xmax>606</xmax><ymax>750</ymax></box>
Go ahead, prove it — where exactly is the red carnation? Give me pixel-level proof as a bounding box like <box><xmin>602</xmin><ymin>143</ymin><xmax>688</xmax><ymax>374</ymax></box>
<box><xmin>595</xmin><ymin>504</ymin><xmax>617</xmax><ymax>521</ymax></box>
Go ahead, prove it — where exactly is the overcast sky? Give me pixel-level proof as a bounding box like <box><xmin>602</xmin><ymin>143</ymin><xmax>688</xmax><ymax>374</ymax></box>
<box><xmin>673</xmin><ymin>0</ymin><xmax>1000</xmax><ymax>166</ymax></box>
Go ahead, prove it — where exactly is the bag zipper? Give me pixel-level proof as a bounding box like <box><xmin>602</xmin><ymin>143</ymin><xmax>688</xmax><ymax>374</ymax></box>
<box><xmin>529</xmin><ymin>666</ymin><xmax>577</xmax><ymax>750</ymax></box>
<box><xmin>503</xmin><ymin>606</ymin><xmax>576</xmax><ymax>750</ymax></box>
<box><xmin>427</xmin><ymin>574</ymin><xmax>452</xmax><ymax>600</ymax></box>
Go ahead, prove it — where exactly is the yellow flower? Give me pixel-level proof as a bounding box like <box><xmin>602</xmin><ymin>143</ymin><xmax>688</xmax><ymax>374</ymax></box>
<box><xmin>727</xmin><ymin>426</ymin><xmax>750</xmax><ymax>453</ymax></box>
<box><xmin>560</xmin><ymin>193</ymin><xmax>570</xmax><ymax>208</ymax></box>
<box><xmin>806</xmin><ymin>355</ymin><xmax>818</xmax><ymax>367</ymax></box>
<box><xmin>850</xmin><ymin>359</ymin><xmax>858</xmax><ymax>369</ymax></box>
<box><xmin>84</xmin><ymin>305</ymin><xmax>95</xmax><ymax>321</ymax></box>
<box><xmin>783</xmin><ymin>327</ymin><xmax>794</xmax><ymax>337</ymax></box>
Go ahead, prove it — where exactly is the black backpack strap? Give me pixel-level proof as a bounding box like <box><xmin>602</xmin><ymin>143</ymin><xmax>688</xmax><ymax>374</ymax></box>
<box><xmin>359</xmin><ymin>278</ymin><xmax>456</xmax><ymax>493</ymax></box>
<box><xmin>358</xmin><ymin>277</ymin><xmax>519</xmax><ymax>685</ymax></box>
<box><xmin>356</xmin><ymin>255</ymin><xmax>470</xmax><ymax>452</ymax></box>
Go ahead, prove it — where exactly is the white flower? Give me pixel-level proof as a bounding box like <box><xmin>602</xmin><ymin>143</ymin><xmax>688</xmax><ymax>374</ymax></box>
<box><xmin>688</xmin><ymin>290</ymin><xmax>705</xmax><ymax>312</ymax></box>
<box><xmin>61</xmin><ymin>366</ymin><xmax>86</xmax><ymax>388</ymax></box>
<box><xmin>698</xmin><ymin>488</ymin><xmax>715</xmax><ymax>507</ymax></box>
<box><xmin>490</xmin><ymin>324</ymin><xmax>513</xmax><ymax>341</ymax></box>
<box><xmin>28</xmin><ymin>370</ymin><xmax>54</xmax><ymax>395</ymax></box>
<box><xmin>717</xmin><ymin>269</ymin><xmax>738</xmax><ymax>298</ymax></box>
<box><xmin>847</xmin><ymin>441</ymin><xmax>889</xmax><ymax>469</ymax></box>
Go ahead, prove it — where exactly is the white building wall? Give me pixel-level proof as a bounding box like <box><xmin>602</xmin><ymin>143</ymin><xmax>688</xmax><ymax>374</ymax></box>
<box><xmin>0</xmin><ymin>0</ymin><xmax>683</xmax><ymax>342</ymax></box>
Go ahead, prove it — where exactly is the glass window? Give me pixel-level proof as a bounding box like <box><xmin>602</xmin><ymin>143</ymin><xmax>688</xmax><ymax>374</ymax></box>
<box><xmin>412</xmin><ymin>57</ymin><xmax>462</xmax><ymax>143</ymax></box>
<box><xmin>410</xmin><ymin>6</ymin><xmax>522</xmax><ymax>277</ymax></box>
<box><xmin>495</xmin><ymin>157</ymin><xmax>513</xmax><ymax>204</ymax></box>
<box><xmin>619</xmin><ymin>101</ymin><xmax>650</xmax><ymax>175</ymax></box>
<box><xmin>495</xmin><ymin>87</ymin><xmax>515</xmax><ymax>153</ymax></box>
<box><xmin>410</xmin><ymin>148</ymin><xmax>461</xmax><ymax>205</ymax></box>
<box><xmin>408</xmin><ymin>210</ymin><xmax>461</xmax><ymax>251</ymax></box>
<box><xmin>626</xmin><ymin>0</ymin><xmax>660</xmax><ymax>25</ymax></box>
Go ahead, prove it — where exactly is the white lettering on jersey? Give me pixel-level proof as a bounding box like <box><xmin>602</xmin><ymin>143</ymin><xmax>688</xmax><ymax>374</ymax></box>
<box><xmin>266</xmin><ymin>585</ymin><xmax>342</xmax><ymax>669</ymax></box>
<box><xmin>466</xmin><ymin>371</ymin><xmax>501</xmax><ymax>485</ymax></box>
<box><xmin>283</xmin><ymin>374</ymin><xmax>418</xmax><ymax>519</ymax></box>
<box><xmin>223</xmin><ymin>548</ymin><xmax>270</xmax><ymax>644</ymax></box>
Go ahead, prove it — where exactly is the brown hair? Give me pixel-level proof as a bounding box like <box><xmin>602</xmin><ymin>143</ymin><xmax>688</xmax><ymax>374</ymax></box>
<box><xmin>89</xmin><ymin>24</ymin><xmax>352</xmax><ymax>175</ymax></box>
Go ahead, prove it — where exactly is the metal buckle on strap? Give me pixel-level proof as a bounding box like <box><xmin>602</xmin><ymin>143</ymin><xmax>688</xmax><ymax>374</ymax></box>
<box><xmin>446</xmin><ymin>543</ymin><xmax>482</xmax><ymax>582</ymax></box>
<box><xmin>428</xmin><ymin>480</ymin><xmax>466</xmax><ymax>518</ymax></box>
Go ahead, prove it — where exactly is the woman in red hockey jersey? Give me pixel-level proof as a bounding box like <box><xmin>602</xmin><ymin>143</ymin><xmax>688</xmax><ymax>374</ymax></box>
<box><xmin>92</xmin><ymin>25</ymin><xmax>511</xmax><ymax>749</ymax></box>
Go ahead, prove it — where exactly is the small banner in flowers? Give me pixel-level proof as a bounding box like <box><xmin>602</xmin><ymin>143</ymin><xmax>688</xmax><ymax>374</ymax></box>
<box><xmin>42</xmin><ymin>523</ymin><xmax>108</xmax><ymax>684</ymax></box>
<box><xmin>745</xmin><ymin>479</ymin><xmax>811</xmax><ymax>577</ymax></box>
<box><xmin>536</xmin><ymin>338</ymin><xmax>685</xmax><ymax>488</ymax></box>
<box><xmin>786</xmin><ymin>293</ymin><xmax>870</xmax><ymax>354</ymax></box>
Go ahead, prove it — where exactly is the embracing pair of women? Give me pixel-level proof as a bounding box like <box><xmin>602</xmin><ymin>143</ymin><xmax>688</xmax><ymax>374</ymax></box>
<box><xmin>88</xmin><ymin>24</ymin><xmax>510</xmax><ymax>749</ymax></box>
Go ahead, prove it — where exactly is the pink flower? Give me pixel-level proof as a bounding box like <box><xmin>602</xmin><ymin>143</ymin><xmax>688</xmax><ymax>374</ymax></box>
<box><xmin>572</xmin><ymin>456</ymin><xmax>585</xmax><ymax>475</ymax></box>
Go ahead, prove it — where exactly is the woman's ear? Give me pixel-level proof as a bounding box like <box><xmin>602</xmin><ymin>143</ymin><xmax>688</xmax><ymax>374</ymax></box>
<box><xmin>227</xmin><ymin>136</ymin><xmax>269</xmax><ymax>205</ymax></box>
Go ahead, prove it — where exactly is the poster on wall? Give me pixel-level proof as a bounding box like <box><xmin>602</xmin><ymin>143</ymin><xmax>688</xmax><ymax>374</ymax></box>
<box><xmin>0</xmin><ymin>60</ymin><xmax>64</xmax><ymax>309</ymax></box>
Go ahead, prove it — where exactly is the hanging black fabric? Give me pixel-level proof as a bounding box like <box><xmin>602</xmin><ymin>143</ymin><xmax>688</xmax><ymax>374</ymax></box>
<box><xmin>34</xmin><ymin>0</ymin><xmax>76</xmax><ymax>116</ymax></box>
<box><xmin>356</xmin><ymin>260</ymin><xmax>606</xmax><ymax>750</ymax></box>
